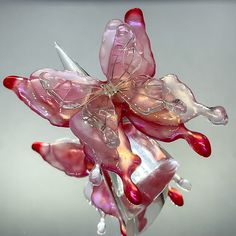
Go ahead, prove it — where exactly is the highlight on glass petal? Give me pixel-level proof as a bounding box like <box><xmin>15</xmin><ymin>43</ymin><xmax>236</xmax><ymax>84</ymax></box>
<box><xmin>3</xmin><ymin>8</ymin><xmax>228</xmax><ymax>236</ymax></box>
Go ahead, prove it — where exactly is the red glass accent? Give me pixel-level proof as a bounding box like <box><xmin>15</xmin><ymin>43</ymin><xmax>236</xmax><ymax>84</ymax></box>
<box><xmin>32</xmin><ymin>142</ymin><xmax>43</xmax><ymax>153</ymax></box>
<box><xmin>168</xmin><ymin>187</ymin><xmax>184</xmax><ymax>207</ymax></box>
<box><xmin>3</xmin><ymin>76</ymin><xmax>20</xmax><ymax>90</ymax></box>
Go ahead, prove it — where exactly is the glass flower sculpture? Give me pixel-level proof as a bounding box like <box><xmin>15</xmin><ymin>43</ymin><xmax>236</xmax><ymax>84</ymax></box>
<box><xmin>3</xmin><ymin>8</ymin><xmax>228</xmax><ymax>236</ymax></box>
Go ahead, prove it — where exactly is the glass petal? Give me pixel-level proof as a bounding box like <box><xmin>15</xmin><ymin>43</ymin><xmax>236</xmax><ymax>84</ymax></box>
<box><xmin>119</xmin><ymin>74</ymin><xmax>228</xmax><ymax>126</ymax></box>
<box><xmin>3</xmin><ymin>69</ymin><xmax>102</xmax><ymax>127</ymax></box>
<box><xmin>124</xmin><ymin>8</ymin><xmax>155</xmax><ymax>77</ymax></box>
<box><xmin>126</xmin><ymin>110</ymin><xmax>211</xmax><ymax>157</ymax></box>
<box><xmin>70</xmin><ymin>102</ymin><xmax>143</xmax><ymax>205</ymax></box>
<box><xmin>160</xmin><ymin>74</ymin><xmax>228</xmax><ymax>125</ymax></box>
<box><xmin>100</xmin><ymin>9</ymin><xmax>155</xmax><ymax>82</ymax></box>
<box><xmin>32</xmin><ymin>138</ymin><xmax>88</xmax><ymax>177</ymax></box>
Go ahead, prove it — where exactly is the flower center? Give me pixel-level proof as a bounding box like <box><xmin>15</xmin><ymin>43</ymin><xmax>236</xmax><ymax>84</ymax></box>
<box><xmin>101</xmin><ymin>82</ymin><xmax>118</xmax><ymax>97</ymax></box>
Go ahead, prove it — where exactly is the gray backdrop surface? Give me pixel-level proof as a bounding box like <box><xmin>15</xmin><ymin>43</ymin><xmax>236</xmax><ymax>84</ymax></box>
<box><xmin>0</xmin><ymin>1</ymin><xmax>235</xmax><ymax>236</ymax></box>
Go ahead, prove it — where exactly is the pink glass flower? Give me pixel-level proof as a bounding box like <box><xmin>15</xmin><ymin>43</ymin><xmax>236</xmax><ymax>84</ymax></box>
<box><xmin>3</xmin><ymin>8</ymin><xmax>228</xmax><ymax>236</ymax></box>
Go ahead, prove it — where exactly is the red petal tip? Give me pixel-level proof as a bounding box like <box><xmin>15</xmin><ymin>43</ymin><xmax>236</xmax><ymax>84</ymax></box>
<box><xmin>125</xmin><ymin>186</ymin><xmax>142</xmax><ymax>205</ymax></box>
<box><xmin>203</xmin><ymin>149</ymin><xmax>211</xmax><ymax>158</ymax></box>
<box><xmin>193</xmin><ymin>133</ymin><xmax>211</xmax><ymax>158</ymax></box>
<box><xmin>180</xmin><ymin>125</ymin><xmax>212</xmax><ymax>158</ymax></box>
<box><xmin>125</xmin><ymin>8</ymin><xmax>145</xmax><ymax>25</ymax></box>
<box><xmin>32</xmin><ymin>142</ymin><xmax>43</xmax><ymax>153</ymax></box>
<box><xmin>126</xmin><ymin>8</ymin><xmax>143</xmax><ymax>16</ymax></box>
<box><xmin>3</xmin><ymin>76</ymin><xmax>19</xmax><ymax>90</ymax></box>
<box><xmin>168</xmin><ymin>187</ymin><xmax>184</xmax><ymax>207</ymax></box>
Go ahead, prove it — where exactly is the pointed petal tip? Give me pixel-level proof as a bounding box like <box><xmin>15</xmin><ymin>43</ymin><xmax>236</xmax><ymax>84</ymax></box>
<box><xmin>32</xmin><ymin>142</ymin><xmax>43</xmax><ymax>153</ymax></box>
<box><xmin>3</xmin><ymin>76</ymin><xmax>20</xmax><ymax>90</ymax></box>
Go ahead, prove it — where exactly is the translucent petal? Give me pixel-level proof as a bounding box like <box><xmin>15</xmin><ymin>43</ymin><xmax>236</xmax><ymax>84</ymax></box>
<box><xmin>38</xmin><ymin>69</ymin><xmax>102</xmax><ymax>109</ymax></box>
<box><xmin>100</xmin><ymin>9</ymin><xmax>155</xmax><ymax>82</ymax></box>
<box><xmin>32</xmin><ymin>138</ymin><xmax>88</xmax><ymax>177</ymax></box>
<box><xmin>99</xmin><ymin>19</ymin><xmax>123</xmax><ymax>78</ymax></box>
<box><xmin>81</xmin><ymin>94</ymin><xmax>120</xmax><ymax>149</ymax></box>
<box><xmin>160</xmin><ymin>74</ymin><xmax>228</xmax><ymax>125</ymax></box>
<box><xmin>126</xmin><ymin>110</ymin><xmax>211</xmax><ymax>157</ymax></box>
<box><xmin>124</xmin><ymin>8</ymin><xmax>155</xmax><ymax>77</ymax></box>
<box><xmin>118</xmin><ymin>76</ymin><xmax>165</xmax><ymax>115</ymax></box>
<box><xmin>69</xmin><ymin>95</ymin><xmax>119</xmax><ymax>163</ymax></box>
<box><xmin>91</xmin><ymin>178</ymin><xmax>120</xmax><ymax>218</ymax></box>
<box><xmin>120</xmin><ymin>74</ymin><xmax>228</xmax><ymax>126</ymax></box>
<box><xmin>3</xmin><ymin>69</ymin><xmax>102</xmax><ymax>127</ymax></box>
<box><xmin>70</xmin><ymin>106</ymin><xmax>143</xmax><ymax>205</ymax></box>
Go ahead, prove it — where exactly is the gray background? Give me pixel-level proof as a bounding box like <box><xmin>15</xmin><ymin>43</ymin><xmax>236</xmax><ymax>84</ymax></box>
<box><xmin>0</xmin><ymin>0</ymin><xmax>235</xmax><ymax>236</ymax></box>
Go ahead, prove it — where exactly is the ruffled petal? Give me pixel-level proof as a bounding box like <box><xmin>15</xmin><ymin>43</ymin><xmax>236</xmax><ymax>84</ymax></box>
<box><xmin>160</xmin><ymin>74</ymin><xmax>228</xmax><ymax>125</ymax></box>
<box><xmin>32</xmin><ymin>138</ymin><xmax>88</xmax><ymax>177</ymax></box>
<box><xmin>119</xmin><ymin>74</ymin><xmax>228</xmax><ymax>126</ymax></box>
<box><xmin>3</xmin><ymin>69</ymin><xmax>102</xmax><ymax>127</ymax></box>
